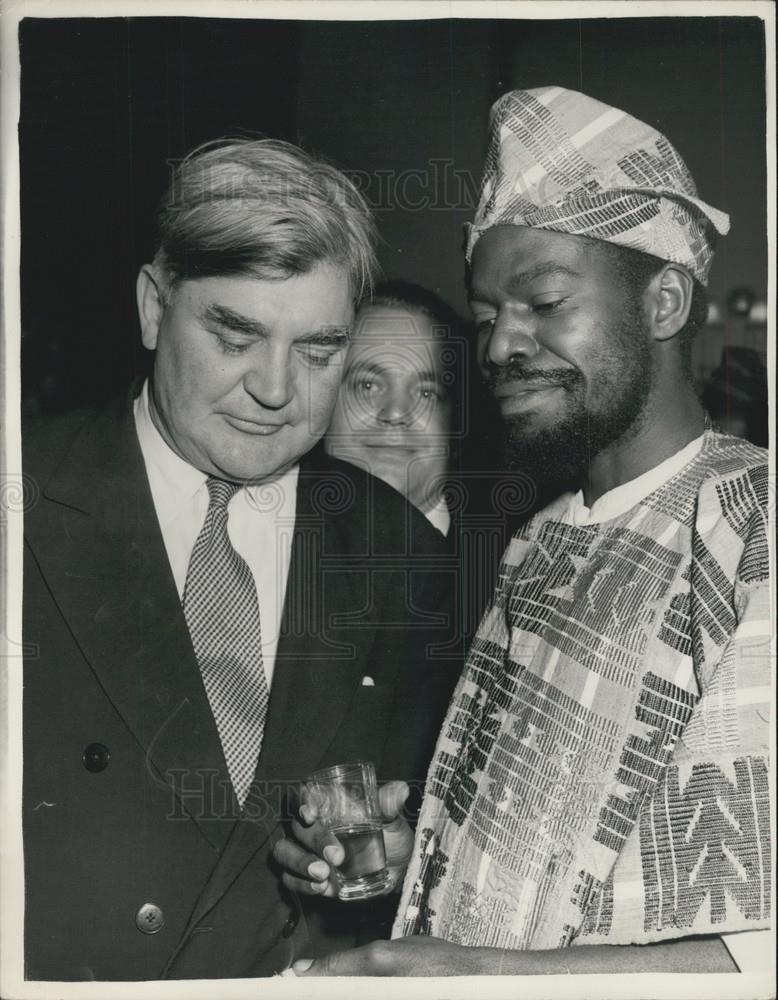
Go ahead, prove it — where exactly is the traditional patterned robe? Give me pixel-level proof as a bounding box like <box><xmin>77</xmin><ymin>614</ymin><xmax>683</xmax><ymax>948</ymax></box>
<box><xmin>394</xmin><ymin>431</ymin><xmax>771</xmax><ymax>948</ymax></box>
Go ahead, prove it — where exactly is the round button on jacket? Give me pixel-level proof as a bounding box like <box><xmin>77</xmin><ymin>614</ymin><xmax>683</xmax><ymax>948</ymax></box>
<box><xmin>135</xmin><ymin>903</ymin><xmax>165</xmax><ymax>935</ymax></box>
<box><xmin>82</xmin><ymin>743</ymin><xmax>110</xmax><ymax>772</ymax></box>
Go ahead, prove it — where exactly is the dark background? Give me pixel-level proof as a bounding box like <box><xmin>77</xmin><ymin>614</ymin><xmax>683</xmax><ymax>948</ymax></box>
<box><xmin>19</xmin><ymin>15</ymin><xmax>768</xmax><ymax>429</ymax></box>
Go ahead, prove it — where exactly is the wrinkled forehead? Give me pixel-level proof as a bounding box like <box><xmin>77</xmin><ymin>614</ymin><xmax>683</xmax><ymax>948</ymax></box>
<box><xmin>468</xmin><ymin>224</ymin><xmax>614</xmax><ymax>301</ymax></box>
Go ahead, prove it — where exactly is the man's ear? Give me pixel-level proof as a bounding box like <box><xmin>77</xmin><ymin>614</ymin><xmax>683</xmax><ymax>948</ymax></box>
<box><xmin>648</xmin><ymin>264</ymin><xmax>694</xmax><ymax>343</ymax></box>
<box><xmin>136</xmin><ymin>265</ymin><xmax>166</xmax><ymax>351</ymax></box>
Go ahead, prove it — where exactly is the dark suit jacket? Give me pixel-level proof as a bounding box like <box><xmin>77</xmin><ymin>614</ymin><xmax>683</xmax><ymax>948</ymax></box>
<box><xmin>442</xmin><ymin>469</ymin><xmax>528</xmax><ymax>647</ymax></box>
<box><xmin>22</xmin><ymin>390</ymin><xmax>461</xmax><ymax>981</ymax></box>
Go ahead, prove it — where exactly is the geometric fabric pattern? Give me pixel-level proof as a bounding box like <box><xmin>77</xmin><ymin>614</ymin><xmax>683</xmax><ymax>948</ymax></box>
<box><xmin>183</xmin><ymin>477</ymin><xmax>269</xmax><ymax>808</ymax></box>
<box><xmin>464</xmin><ymin>86</ymin><xmax>730</xmax><ymax>285</ymax></box>
<box><xmin>394</xmin><ymin>432</ymin><xmax>771</xmax><ymax>947</ymax></box>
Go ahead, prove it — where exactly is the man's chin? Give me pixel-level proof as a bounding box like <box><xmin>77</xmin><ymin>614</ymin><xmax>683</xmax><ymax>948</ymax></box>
<box><xmin>504</xmin><ymin>418</ymin><xmax>590</xmax><ymax>494</ymax></box>
<box><xmin>504</xmin><ymin>400</ymin><xmax>649</xmax><ymax>496</ymax></box>
<box><xmin>208</xmin><ymin>450</ymin><xmax>301</xmax><ymax>485</ymax></box>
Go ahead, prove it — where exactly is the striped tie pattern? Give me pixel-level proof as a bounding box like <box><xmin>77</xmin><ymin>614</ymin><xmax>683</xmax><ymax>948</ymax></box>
<box><xmin>183</xmin><ymin>477</ymin><xmax>269</xmax><ymax>808</ymax></box>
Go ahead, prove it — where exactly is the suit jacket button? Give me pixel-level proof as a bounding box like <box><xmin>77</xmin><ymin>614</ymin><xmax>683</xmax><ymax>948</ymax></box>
<box><xmin>135</xmin><ymin>903</ymin><xmax>165</xmax><ymax>935</ymax></box>
<box><xmin>281</xmin><ymin>913</ymin><xmax>298</xmax><ymax>938</ymax></box>
<box><xmin>82</xmin><ymin>743</ymin><xmax>110</xmax><ymax>772</ymax></box>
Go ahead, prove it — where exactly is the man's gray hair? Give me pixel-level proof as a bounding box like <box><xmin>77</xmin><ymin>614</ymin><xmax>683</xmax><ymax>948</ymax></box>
<box><xmin>153</xmin><ymin>138</ymin><xmax>378</xmax><ymax>302</ymax></box>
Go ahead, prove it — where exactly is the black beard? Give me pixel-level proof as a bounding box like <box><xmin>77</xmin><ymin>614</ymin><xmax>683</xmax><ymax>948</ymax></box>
<box><xmin>503</xmin><ymin>403</ymin><xmax>630</xmax><ymax>496</ymax></box>
<box><xmin>497</xmin><ymin>323</ymin><xmax>655</xmax><ymax>496</ymax></box>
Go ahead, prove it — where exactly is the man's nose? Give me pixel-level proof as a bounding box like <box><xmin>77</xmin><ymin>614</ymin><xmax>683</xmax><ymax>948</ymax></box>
<box><xmin>242</xmin><ymin>355</ymin><xmax>294</xmax><ymax>410</ymax></box>
<box><xmin>481</xmin><ymin>314</ymin><xmax>540</xmax><ymax>368</ymax></box>
<box><xmin>376</xmin><ymin>387</ymin><xmax>413</xmax><ymax>425</ymax></box>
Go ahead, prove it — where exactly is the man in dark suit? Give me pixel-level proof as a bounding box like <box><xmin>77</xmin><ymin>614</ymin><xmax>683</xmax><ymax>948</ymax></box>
<box><xmin>22</xmin><ymin>138</ymin><xmax>459</xmax><ymax>981</ymax></box>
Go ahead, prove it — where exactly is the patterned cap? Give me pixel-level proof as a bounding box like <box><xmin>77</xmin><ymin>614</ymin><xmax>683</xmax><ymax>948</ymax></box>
<box><xmin>465</xmin><ymin>86</ymin><xmax>730</xmax><ymax>285</ymax></box>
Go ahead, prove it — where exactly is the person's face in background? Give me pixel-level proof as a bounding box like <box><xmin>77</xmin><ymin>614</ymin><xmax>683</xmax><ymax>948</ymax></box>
<box><xmin>325</xmin><ymin>304</ymin><xmax>452</xmax><ymax>512</ymax></box>
<box><xmin>137</xmin><ymin>262</ymin><xmax>354</xmax><ymax>482</ymax></box>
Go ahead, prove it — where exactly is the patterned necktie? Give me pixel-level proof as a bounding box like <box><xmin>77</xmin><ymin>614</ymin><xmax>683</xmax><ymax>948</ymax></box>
<box><xmin>183</xmin><ymin>477</ymin><xmax>269</xmax><ymax>808</ymax></box>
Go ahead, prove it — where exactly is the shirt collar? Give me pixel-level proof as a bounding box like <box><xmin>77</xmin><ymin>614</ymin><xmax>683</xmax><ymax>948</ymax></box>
<box><xmin>134</xmin><ymin>379</ymin><xmax>300</xmax><ymax>528</ymax></box>
<box><xmin>566</xmin><ymin>432</ymin><xmax>706</xmax><ymax>526</ymax></box>
<box><xmin>134</xmin><ymin>380</ymin><xmax>206</xmax><ymax>525</ymax></box>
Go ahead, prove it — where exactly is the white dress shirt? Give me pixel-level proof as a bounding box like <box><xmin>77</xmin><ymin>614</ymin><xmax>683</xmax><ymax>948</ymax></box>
<box><xmin>134</xmin><ymin>381</ymin><xmax>297</xmax><ymax>689</ymax></box>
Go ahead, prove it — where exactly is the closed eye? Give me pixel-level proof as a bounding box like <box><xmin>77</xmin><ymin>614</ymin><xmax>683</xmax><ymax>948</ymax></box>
<box><xmin>533</xmin><ymin>297</ymin><xmax>568</xmax><ymax>314</ymax></box>
<box><xmin>300</xmin><ymin>347</ymin><xmax>338</xmax><ymax>368</ymax></box>
<box><xmin>298</xmin><ymin>332</ymin><xmax>349</xmax><ymax>369</ymax></box>
<box><xmin>475</xmin><ymin>318</ymin><xmax>495</xmax><ymax>336</ymax></box>
<box><xmin>216</xmin><ymin>335</ymin><xmax>252</xmax><ymax>355</ymax></box>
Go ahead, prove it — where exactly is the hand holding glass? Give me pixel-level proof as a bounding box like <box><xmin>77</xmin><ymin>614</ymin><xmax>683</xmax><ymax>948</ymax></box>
<box><xmin>303</xmin><ymin>761</ymin><xmax>393</xmax><ymax>901</ymax></box>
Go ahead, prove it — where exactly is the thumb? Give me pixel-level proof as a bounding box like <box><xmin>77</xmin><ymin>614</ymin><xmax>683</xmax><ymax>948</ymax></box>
<box><xmin>293</xmin><ymin>952</ymin><xmax>342</xmax><ymax>976</ymax></box>
<box><xmin>378</xmin><ymin>780</ymin><xmax>410</xmax><ymax>825</ymax></box>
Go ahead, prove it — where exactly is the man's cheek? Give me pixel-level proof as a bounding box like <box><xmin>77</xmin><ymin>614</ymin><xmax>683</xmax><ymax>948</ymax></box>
<box><xmin>310</xmin><ymin>378</ymin><xmax>344</xmax><ymax>430</ymax></box>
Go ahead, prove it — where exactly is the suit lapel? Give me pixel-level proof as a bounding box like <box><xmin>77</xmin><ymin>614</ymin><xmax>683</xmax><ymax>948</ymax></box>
<box><xmin>255</xmin><ymin>457</ymin><xmax>368</xmax><ymax>786</ymax></box>
<box><xmin>27</xmin><ymin>394</ymin><xmax>237</xmax><ymax>850</ymax></box>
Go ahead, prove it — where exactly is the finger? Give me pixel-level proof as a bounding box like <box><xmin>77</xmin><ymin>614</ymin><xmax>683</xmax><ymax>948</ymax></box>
<box><xmin>379</xmin><ymin>780</ymin><xmax>410</xmax><ymax>824</ymax></box>
<box><xmin>298</xmin><ymin>783</ymin><xmax>327</xmax><ymax>825</ymax></box>
<box><xmin>288</xmin><ymin>815</ymin><xmax>319</xmax><ymax>852</ymax></box>
<box><xmin>376</xmin><ymin>783</ymin><xmax>414</xmax><ymax>871</ymax></box>
<box><xmin>290</xmin><ymin>816</ymin><xmax>345</xmax><ymax>867</ymax></box>
<box><xmin>297</xmin><ymin>795</ymin><xmax>320</xmax><ymax>827</ymax></box>
<box><xmin>298</xmin><ymin>802</ymin><xmax>315</xmax><ymax>825</ymax></box>
<box><xmin>280</xmin><ymin>872</ymin><xmax>339</xmax><ymax>898</ymax></box>
<box><xmin>273</xmin><ymin>837</ymin><xmax>332</xmax><ymax>881</ymax></box>
<box><xmin>292</xmin><ymin>952</ymin><xmax>343</xmax><ymax>976</ymax></box>
<box><xmin>293</xmin><ymin>943</ymin><xmax>384</xmax><ymax>976</ymax></box>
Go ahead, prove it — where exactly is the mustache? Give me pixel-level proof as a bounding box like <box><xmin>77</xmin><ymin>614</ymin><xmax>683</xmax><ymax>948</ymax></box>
<box><xmin>483</xmin><ymin>364</ymin><xmax>581</xmax><ymax>392</ymax></box>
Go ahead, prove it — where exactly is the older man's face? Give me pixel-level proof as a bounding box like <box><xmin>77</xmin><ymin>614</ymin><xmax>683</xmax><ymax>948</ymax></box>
<box><xmin>141</xmin><ymin>264</ymin><xmax>354</xmax><ymax>482</ymax></box>
<box><xmin>469</xmin><ymin>225</ymin><xmax>655</xmax><ymax>478</ymax></box>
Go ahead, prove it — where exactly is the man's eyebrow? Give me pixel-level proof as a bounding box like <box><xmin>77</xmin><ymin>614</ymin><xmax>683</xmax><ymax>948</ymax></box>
<box><xmin>469</xmin><ymin>261</ymin><xmax>582</xmax><ymax>304</ymax></box>
<box><xmin>347</xmin><ymin>360</ymin><xmax>386</xmax><ymax>379</ymax></box>
<box><xmin>299</xmin><ymin>328</ymin><xmax>351</xmax><ymax>347</ymax></box>
<box><xmin>347</xmin><ymin>361</ymin><xmax>443</xmax><ymax>386</ymax></box>
<box><xmin>202</xmin><ymin>304</ymin><xmax>269</xmax><ymax>337</ymax></box>
<box><xmin>202</xmin><ymin>306</ymin><xmax>350</xmax><ymax>345</ymax></box>
<box><xmin>507</xmin><ymin>261</ymin><xmax>582</xmax><ymax>293</ymax></box>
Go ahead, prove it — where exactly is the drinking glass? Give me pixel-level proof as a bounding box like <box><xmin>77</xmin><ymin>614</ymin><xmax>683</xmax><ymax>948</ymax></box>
<box><xmin>304</xmin><ymin>760</ymin><xmax>392</xmax><ymax>901</ymax></box>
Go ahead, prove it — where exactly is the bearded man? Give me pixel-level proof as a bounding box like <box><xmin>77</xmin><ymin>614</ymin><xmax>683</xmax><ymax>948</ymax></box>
<box><xmin>280</xmin><ymin>86</ymin><xmax>771</xmax><ymax>976</ymax></box>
